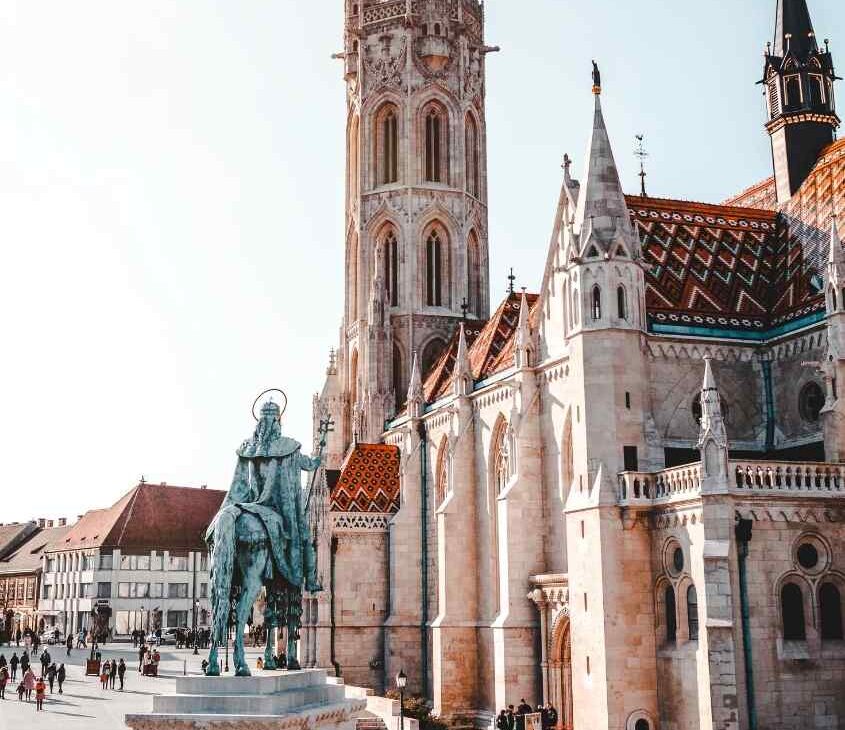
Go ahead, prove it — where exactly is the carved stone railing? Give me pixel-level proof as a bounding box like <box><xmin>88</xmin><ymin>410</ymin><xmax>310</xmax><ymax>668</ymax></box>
<box><xmin>731</xmin><ymin>461</ymin><xmax>845</xmax><ymax>494</ymax></box>
<box><xmin>618</xmin><ymin>464</ymin><xmax>702</xmax><ymax>505</ymax></box>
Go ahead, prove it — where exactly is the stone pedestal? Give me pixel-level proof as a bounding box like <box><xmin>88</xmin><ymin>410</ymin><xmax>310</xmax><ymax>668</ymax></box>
<box><xmin>125</xmin><ymin>669</ymin><xmax>366</xmax><ymax>730</ymax></box>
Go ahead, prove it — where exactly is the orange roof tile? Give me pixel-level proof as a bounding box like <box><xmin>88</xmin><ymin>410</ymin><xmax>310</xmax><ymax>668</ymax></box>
<box><xmin>331</xmin><ymin>444</ymin><xmax>400</xmax><ymax>513</ymax></box>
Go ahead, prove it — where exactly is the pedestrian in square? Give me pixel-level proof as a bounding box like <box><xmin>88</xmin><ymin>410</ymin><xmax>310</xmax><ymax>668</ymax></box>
<box><xmin>66</xmin><ymin>634</ymin><xmax>73</xmax><ymax>657</ymax></box>
<box><xmin>35</xmin><ymin>676</ymin><xmax>46</xmax><ymax>711</ymax></box>
<box><xmin>100</xmin><ymin>660</ymin><xmax>110</xmax><ymax>690</ymax></box>
<box><xmin>117</xmin><ymin>658</ymin><xmax>126</xmax><ymax>690</ymax></box>
<box><xmin>109</xmin><ymin>657</ymin><xmax>117</xmax><ymax>689</ymax></box>
<box><xmin>47</xmin><ymin>663</ymin><xmax>57</xmax><ymax>693</ymax></box>
<box><xmin>23</xmin><ymin>667</ymin><xmax>35</xmax><ymax>701</ymax></box>
<box><xmin>57</xmin><ymin>664</ymin><xmax>66</xmax><ymax>694</ymax></box>
<box><xmin>0</xmin><ymin>665</ymin><xmax>8</xmax><ymax>699</ymax></box>
<box><xmin>9</xmin><ymin>653</ymin><xmax>18</xmax><ymax>681</ymax></box>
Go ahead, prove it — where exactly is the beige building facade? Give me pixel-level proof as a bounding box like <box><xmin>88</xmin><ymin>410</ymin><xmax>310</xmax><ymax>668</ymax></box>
<box><xmin>309</xmin><ymin>2</ymin><xmax>845</xmax><ymax>729</ymax></box>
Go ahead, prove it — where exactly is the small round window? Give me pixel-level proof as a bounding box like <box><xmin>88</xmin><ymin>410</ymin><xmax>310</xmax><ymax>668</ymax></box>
<box><xmin>799</xmin><ymin>382</ymin><xmax>825</xmax><ymax>423</ymax></box>
<box><xmin>797</xmin><ymin>543</ymin><xmax>819</xmax><ymax>570</ymax></box>
<box><xmin>692</xmin><ymin>395</ymin><xmax>728</xmax><ymax>425</ymax></box>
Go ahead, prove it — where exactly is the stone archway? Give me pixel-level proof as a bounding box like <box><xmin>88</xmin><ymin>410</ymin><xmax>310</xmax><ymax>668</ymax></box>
<box><xmin>549</xmin><ymin>615</ymin><xmax>573</xmax><ymax>730</ymax></box>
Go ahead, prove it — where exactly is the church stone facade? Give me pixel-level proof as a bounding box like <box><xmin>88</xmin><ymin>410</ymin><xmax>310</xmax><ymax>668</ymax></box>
<box><xmin>306</xmin><ymin>2</ymin><xmax>845</xmax><ymax>729</ymax></box>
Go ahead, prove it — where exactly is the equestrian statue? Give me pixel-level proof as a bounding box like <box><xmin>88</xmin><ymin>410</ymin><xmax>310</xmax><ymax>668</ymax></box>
<box><xmin>205</xmin><ymin>393</ymin><xmax>330</xmax><ymax>676</ymax></box>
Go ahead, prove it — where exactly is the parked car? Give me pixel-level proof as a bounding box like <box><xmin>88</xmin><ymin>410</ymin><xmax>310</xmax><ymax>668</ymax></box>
<box><xmin>39</xmin><ymin>628</ymin><xmax>63</xmax><ymax>645</ymax></box>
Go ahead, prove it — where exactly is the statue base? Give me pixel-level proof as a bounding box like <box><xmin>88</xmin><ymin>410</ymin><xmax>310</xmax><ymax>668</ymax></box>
<box><xmin>125</xmin><ymin>669</ymin><xmax>366</xmax><ymax>730</ymax></box>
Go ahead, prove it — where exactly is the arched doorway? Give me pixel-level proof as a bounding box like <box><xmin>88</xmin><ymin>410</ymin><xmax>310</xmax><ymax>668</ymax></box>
<box><xmin>550</xmin><ymin>615</ymin><xmax>573</xmax><ymax>730</ymax></box>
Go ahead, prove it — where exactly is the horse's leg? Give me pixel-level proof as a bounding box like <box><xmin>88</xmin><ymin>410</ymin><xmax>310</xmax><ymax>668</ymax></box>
<box><xmin>286</xmin><ymin>586</ymin><xmax>303</xmax><ymax>671</ymax></box>
<box><xmin>206</xmin><ymin>643</ymin><xmax>220</xmax><ymax>676</ymax></box>
<box><xmin>233</xmin><ymin>545</ymin><xmax>267</xmax><ymax>677</ymax></box>
<box><xmin>262</xmin><ymin>592</ymin><xmax>278</xmax><ymax>670</ymax></box>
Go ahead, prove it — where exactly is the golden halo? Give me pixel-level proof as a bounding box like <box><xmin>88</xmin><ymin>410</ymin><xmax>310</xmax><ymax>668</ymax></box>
<box><xmin>251</xmin><ymin>388</ymin><xmax>288</xmax><ymax>421</ymax></box>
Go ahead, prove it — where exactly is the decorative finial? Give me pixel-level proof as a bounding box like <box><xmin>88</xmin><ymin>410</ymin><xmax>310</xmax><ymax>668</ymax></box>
<box><xmin>562</xmin><ymin>154</ymin><xmax>571</xmax><ymax>172</ymax></box>
<box><xmin>591</xmin><ymin>60</ymin><xmax>601</xmax><ymax>95</ymax></box>
<box><xmin>507</xmin><ymin>268</ymin><xmax>516</xmax><ymax>294</ymax></box>
<box><xmin>634</xmin><ymin>134</ymin><xmax>649</xmax><ymax>198</ymax></box>
<box><xmin>460</xmin><ymin>297</ymin><xmax>469</xmax><ymax>321</ymax></box>
<box><xmin>140</xmin><ymin>475</ymin><xmax>146</xmax><ymax>485</ymax></box>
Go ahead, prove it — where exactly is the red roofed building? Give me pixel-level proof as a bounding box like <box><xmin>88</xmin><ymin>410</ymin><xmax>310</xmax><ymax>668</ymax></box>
<box><xmin>307</xmin><ymin>2</ymin><xmax>845</xmax><ymax>728</ymax></box>
<box><xmin>40</xmin><ymin>482</ymin><xmax>224</xmax><ymax>639</ymax></box>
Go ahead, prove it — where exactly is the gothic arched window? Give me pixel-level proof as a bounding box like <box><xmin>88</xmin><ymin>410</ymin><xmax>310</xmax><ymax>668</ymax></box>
<box><xmin>465</xmin><ymin>114</ymin><xmax>480</xmax><ymax>197</ymax></box>
<box><xmin>592</xmin><ymin>286</ymin><xmax>602</xmax><ymax>321</ymax></box>
<box><xmin>617</xmin><ymin>286</ymin><xmax>627</xmax><ymax>320</ymax></box>
<box><xmin>435</xmin><ymin>438</ymin><xmax>449</xmax><ymax>506</ymax></box>
<box><xmin>687</xmin><ymin>585</ymin><xmax>699</xmax><ymax>640</ymax></box>
<box><xmin>383</xmin><ymin>230</ymin><xmax>399</xmax><ymax>306</ymax></box>
<box><xmin>421</xmin><ymin>337</ymin><xmax>447</xmax><ymax>376</ymax></box>
<box><xmin>799</xmin><ymin>381</ymin><xmax>825</xmax><ymax>423</ymax></box>
<box><xmin>493</xmin><ymin>420</ymin><xmax>511</xmax><ymax>494</ymax></box>
<box><xmin>665</xmin><ymin>585</ymin><xmax>677</xmax><ymax>643</ymax></box>
<box><xmin>423</xmin><ymin>103</ymin><xmax>449</xmax><ymax>183</ymax></box>
<box><xmin>426</xmin><ymin>229</ymin><xmax>445</xmax><ymax>306</ymax></box>
<box><xmin>467</xmin><ymin>230</ymin><xmax>481</xmax><ymax>316</ymax></box>
<box><xmin>376</xmin><ymin>104</ymin><xmax>399</xmax><ymax>185</ymax></box>
<box><xmin>348</xmin><ymin>114</ymin><xmax>360</xmax><ymax>198</ymax></box>
<box><xmin>781</xmin><ymin>583</ymin><xmax>806</xmax><ymax>640</ymax></box>
<box><xmin>392</xmin><ymin>343</ymin><xmax>404</xmax><ymax>411</ymax></box>
<box><xmin>820</xmin><ymin>582</ymin><xmax>844</xmax><ymax>640</ymax></box>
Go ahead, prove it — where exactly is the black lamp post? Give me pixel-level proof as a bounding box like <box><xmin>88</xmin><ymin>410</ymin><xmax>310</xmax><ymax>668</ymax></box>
<box><xmin>193</xmin><ymin>599</ymin><xmax>200</xmax><ymax>655</ymax></box>
<box><xmin>396</xmin><ymin>669</ymin><xmax>407</xmax><ymax>730</ymax></box>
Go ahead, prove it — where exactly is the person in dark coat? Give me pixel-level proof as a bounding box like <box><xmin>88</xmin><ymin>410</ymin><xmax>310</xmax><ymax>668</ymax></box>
<box><xmin>117</xmin><ymin>658</ymin><xmax>126</xmax><ymax>690</ymax></box>
<box><xmin>40</xmin><ymin>649</ymin><xmax>50</xmax><ymax>676</ymax></box>
<box><xmin>19</xmin><ymin>651</ymin><xmax>29</xmax><ymax>673</ymax></box>
<box><xmin>109</xmin><ymin>658</ymin><xmax>117</xmax><ymax>689</ymax></box>
<box><xmin>9</xmin><ymin>653</ymin><xmax>18</xmax><ymax>680</ymax></box>
<box><xmin>46</xmin><ymin>663</ymin><xmax>57</xmax><ymax>693</ymax></box>
<box><xmin>57</xmin><ymin>664</ymin><xmax>66</xmax><ymax>694</ymax></box>
<box><xmin>66</xmin><ymin>635</ymin><xmax>73</xmax><ymax>657</ymax></box>
<box><xmin>14</xmin><ymin>629</ymin><xmax>21</xmax><ymax>647</ymax></box>
<box><xmin>506</xmin><ymin>705</ymin><xmax>516</xmax><ymax>730</ymax></box>
<box><xmin>138</xmin><ymin>643</ymin><xmax>146</xmax><ymax>672</ymax></box>
<box><xmin>497</xmin><ymin>709</ymin><xmax>510</xmax><ymax>730</ymax></box>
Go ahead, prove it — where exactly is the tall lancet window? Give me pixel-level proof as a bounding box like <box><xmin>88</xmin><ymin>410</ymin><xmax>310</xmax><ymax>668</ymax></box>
<box><xmin>378</xmin><ymin>105</ymin><xmax>399</xmax><ymax>185</ymax></box>
<box><xmin>592</xmin><ymin>286</ymin><xmax>602</xmax><ymax>321</ymax></box>
<box><xmin>467</xmin><ymin>231</ymin><xmax>481</xmax><ymax>315</ymax></box>
<box><xmin>383</xmin><ymin>231</ymin><xmax>399</xmax><ymax>306</ymax></box>
<box><xmin>424</xmin><ymin>104</ymin><xmax>448</xmax><ymax>183</ymax></box>
<box><xmin>493</xmin><ymin>420</ymin><xmax>511</xmax><ymax>494</ymax></box>
<box><xmin>426</xmin><ymin>229</ymin><xmax>444</xmax><ymax>306</ymax></box>
<box><xmin>465</xmin><ymin>114</ymin><xmax>480</xmax><ymax>197</ymax></box>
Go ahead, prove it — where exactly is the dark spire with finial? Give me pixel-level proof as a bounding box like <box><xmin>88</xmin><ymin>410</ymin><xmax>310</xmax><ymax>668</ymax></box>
<box><xmin>591</xmin><ymin>60</ymin><xmax>601</xmax><ymax>94</ymax></box>
<box><xmin>762</xmin><ymin>0</ymin><xmax>839</xmax><ymax>203</ymax></box>
<box><xmin>507</xmin><ymin>268</ymin><xmax>516</xmax><ymax>294</ymax></box>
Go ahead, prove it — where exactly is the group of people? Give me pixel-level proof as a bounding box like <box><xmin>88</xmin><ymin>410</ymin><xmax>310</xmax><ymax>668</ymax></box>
<box><xmin>98</xmin><ymin>658</ymin><xmax>127</xmax><ymax>690</ymax></box>
<box><xmin>0</xmin><ymin>651</ymin><xmax>66</xmax><ymax>711</ymax></box>
<box><xmin>130</xmin><ymin>627</ymin><xmax>210</xmax><ymax>649</ymax></box>
<box><xmin>138</xmin><ymin>643</ymin><xmax>162</xmax><ymax>676</ymax></box>
<box><xmin>496</xmin><ymin>700</ymin><xmax>559</xmax><ymax>730</ymax></box>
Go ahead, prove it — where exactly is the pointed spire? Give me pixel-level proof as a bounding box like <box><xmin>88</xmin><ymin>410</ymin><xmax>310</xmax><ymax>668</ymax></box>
<box><xmin>515</xmin><ymin>290</ymin><xmax>531</xmax><ymax>369</ymax></box>
<box><xmin>454</xmin><ymin>323</ymin><xmax>471</xmax><ymax>396</ymax></box>
<box><xmin>773</xmin><ymin>0</ymin><xmax>817</xmax><ymax>57</ymax></box>
<box><xmin>407</xmin><ymin>351</ymin><xmax>423</xmax><ymax>417</ymax></box>
<box><xmin>698</xmin><ymin>357</ymin><xmax>727</xmax><ymax>449</ymax></box>
<box><xmin>829</xmin><ymin>214</ymin><xmax>843</xmax><ymax>267</ymax></box>
<box><xmin>573</xmin><ymin>63</ymin><xmax>634</xmax><ymax>250</ymax></box>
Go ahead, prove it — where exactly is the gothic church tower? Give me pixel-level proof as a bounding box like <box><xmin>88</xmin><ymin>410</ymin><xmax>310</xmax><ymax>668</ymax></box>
<box><xmin>323</xmin><ymin>0</ymin><xmax>493</xmax><ymax>458</ymax></box>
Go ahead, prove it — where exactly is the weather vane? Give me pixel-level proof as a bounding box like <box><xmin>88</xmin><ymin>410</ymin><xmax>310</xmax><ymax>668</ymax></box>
<box><xmin>634</xmin><ymin>134</ymin><xmax>649</xmax><ymax>197</ymax></box>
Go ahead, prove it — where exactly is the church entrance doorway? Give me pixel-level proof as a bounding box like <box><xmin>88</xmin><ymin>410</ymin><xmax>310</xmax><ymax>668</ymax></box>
<box><xmin>549</xmin><ymin>616</ymin><xmax>573</xmax><ymax>730</ymax></box>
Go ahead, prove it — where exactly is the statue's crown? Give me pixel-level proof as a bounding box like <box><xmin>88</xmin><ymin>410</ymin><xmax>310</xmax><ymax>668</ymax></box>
<box><xmin>260</xmin><ymin>400</ymin><xmax>281</xmax><ymax>419</ymax></box>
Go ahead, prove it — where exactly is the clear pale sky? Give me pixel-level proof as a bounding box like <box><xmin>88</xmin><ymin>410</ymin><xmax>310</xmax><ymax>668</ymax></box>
<box><xmin>1</xmin><ymin>1</ymin><xmax>842</xmax><ymax>523</ymax></box>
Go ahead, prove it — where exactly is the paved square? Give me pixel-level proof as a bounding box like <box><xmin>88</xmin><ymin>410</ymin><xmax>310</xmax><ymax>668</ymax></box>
<box><xmin>0</xmin><ymin>644</ymin><xmax>266</xmax><ymax>729</ymax></box>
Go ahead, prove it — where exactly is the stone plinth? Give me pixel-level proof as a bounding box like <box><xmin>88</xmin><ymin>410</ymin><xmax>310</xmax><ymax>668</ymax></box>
<box><xmin>125</xmin><ymin>669</ymin><xmax>366</xmax><ymax>730</ymax></box>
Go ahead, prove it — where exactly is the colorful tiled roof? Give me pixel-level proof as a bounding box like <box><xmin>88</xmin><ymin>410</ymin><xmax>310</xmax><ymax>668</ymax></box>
<box><xmin>56</xmin><ymin>483</ymin><xmax>226</xmax><ymax>553</ymax></box>
<box><xmin>330</xmin><ymin>444</ymin><xmax>400</xmax><ymax>513</ymax></box>
<box><xmin>422</xmin><ymin>292</ymin><xmax>540</xmax><ymax>402</ymax></box>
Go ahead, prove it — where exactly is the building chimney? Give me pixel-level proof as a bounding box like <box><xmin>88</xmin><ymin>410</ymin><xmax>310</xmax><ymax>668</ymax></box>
<box><xmin>38</xmin><ymin>518</ymin><xmax>46</xmax><ymax>528</ymax></box>
<box><xmin>58</xmin><ymin>518</ymin><xmax>67</xmax><ymax>527</ymax></box>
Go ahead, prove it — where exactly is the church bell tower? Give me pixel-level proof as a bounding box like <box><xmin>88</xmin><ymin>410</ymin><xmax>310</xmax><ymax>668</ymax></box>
<box><xmin>327</xmin><ymin>0</ymin><xmax>493</xmax><ymax>450</ymax></box>
<box><xmin>762</xmin><ymin>0</ymin><xmax>839</xmax><ymax>204</ymax></box>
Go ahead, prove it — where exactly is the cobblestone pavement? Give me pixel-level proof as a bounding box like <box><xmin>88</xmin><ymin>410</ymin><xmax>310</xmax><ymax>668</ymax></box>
<box><xmin>0</xmin><ymin>643</ymin><xmax>265</xmax><ymax>729</ymax></box>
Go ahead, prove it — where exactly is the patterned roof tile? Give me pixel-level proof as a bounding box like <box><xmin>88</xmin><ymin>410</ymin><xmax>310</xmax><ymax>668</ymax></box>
<box><xmin>331</xmin><ymin>444</ymin><xmax>400</xmax><ymax>513</ymax></box>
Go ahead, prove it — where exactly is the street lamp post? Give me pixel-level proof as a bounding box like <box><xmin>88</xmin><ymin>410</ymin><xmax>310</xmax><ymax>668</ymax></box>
<box><xmin>193</xmin><ymin>599</ymin><xmax>200</xmax><ymax>655</ymax></box>
<box><xmin>396</xmin><ymin>670</ymin><xmax>407</xmax><ymax>730</ymax></box>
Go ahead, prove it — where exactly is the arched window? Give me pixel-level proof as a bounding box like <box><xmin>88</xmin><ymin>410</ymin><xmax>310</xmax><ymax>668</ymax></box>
<box><xmin>465</xmin><ymin>114</ymin><xmax>480</xmax><ymax>197</ymax></box>
<box><xmin>348</xmin><ymin>115</ymin><xmax>360</xmax><ymax>197</ymax></box>
<box><xmin>383</xmin><ymin>230</ymin><xmax>399</xmax><ymax>306</ymax></box>
<box><xmin>635</xmin><ymin>721</ymin><xmax>650</xmax><ymax>730</ymax></box>
<box><xmin>493</xmin><ymin>421</ymin><xmax>511</xmax><ymax>494</ymax></box>
<box><xmin>423</xmin><ymin>103</ymin><xmax>448</xmax><ymax>183</ymax></box>
<box><xmin>799</xmin><ymin>382</ymin><xmax>825</xmax><ymax>423</ymax></box>
<box><xmin>687</xmin><ymin>585</ymin><xmax>699</xmax><ymax>640</ymax></box>
<box><xmin>421</xmin><ymin>337</ymin><xmax>447</xmax><ymax>376</ymax></box>
<box><xmin>784</xmin><ymin>75</ymin><xmax>802</xmax><ymax>107</ymax></box>
<box><xmin>433</xmin><ymin>22</ymin><xmax>441</xmax><ymax>36</ymax></box>
<box><xmin>841</xmin><ymin>287</ymin><xmax>845</xmax><ymax>313</ymax></box>
<box><xmin>820</xmin><ymin>582</ymin><xmax>844</xmax><ymax>640</ymax></box>
<box><xmin>572</xmin><ymin>289</ymin><xmax>579</xmax><ymax>326</ymax></box>
<box><xmin>349</xmin><ymin>350</ymin><xmax>359</xmax><ymax>407</ymax></box>
<box><xmin>435</xmin><ymin>439</ymin><xmax>449</xmax><ymax>506</ymax></box>
<box><xmin>377</xmin><ymin>105</ymin><xmax>399</xmax><ymax>185</ymax></box>
<box><xmin>781</xmin><ymin>583</ymin><xmax>806</xmax><ymax>640</ymax></box>
<box><xmin>592</xmin><ymin>286</ymin><xmax>602</xmax><ymax>321</ymax></box>
<box><xmin>392</xmin><ymin>344</ymin><xmax>404</xmax><ymax>410</ymax></box>
<box><xmin>830</xmin><ymin>287</ymin><xmax>838</xmax><ymax>312</ymax></box>
<box><xmin>617</xmin><ymin>286</ymin><xmax>627</xmax><ymax>320</ymax></box>
<box><xmin>467</xmin><ymin>231</ymin><xmax>481</xmax><ymax>316</ymax></box>
<box><xmin>426</xmin><ymin>229</ymin><xmax>445</xmax><ymax>306</ymax></box>
<box><xmin>665</xmin><ymin>585</ymin><xmax>677</xmax><ymax>643</ymax></box>
<box><xmin>348</xmin><ymin>232</ymin><xmax>359</xmax><ymax>321</ymax></box>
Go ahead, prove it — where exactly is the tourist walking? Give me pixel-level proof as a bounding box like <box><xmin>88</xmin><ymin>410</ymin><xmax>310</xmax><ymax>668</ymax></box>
<box><xmin>109</xmin><ymin>657</ymin><xmax>117</xmax><ymax>689</ymax></box>
<box><xmin>138</xmin><ymin>643</ymin><xmax>146</xmax><ymax>672</ymax></box>
<box><xmin>35</xmin><ymin>675</ymin><xmax>46</xmax><ymax>711</ymax></box>
<box><xmin>56</xmin><ymin>663</ymin><xmax>66</xmax><ymax>694</ymax></box>
<box><xmin>22</xmin><ymin>667</ymin><xmax>35</xmax><ymax>701</ymax></box>
<box><xmin>0</xmin><ymin>665</ymin><xmax>9</xmax><ymax>699</ymax></box>
<box><xmin>40</xmin><ymin>648</ymin><xmax>50</xmax><ymax>676</ymax></box>
<box><xmin>14</xmin><ymin>628</ymin><xmax>21</xmax><ymax>647</ymax></box>
<box><xmin>47</xmin><ymin>663</ymin><xmax>57</xmax><ymax>693</ymax></box>
<box><xmin>65</xmin><ymin>634</ymin><xmax>73</xmax><ymax>657</ymax></box>
<box><xmin>9</xmin><ymin>652</ymin><xmax>18</xmax><ymax>680</ymax></box>
<box><xmin>100</xmin><ymin>660</ymin><xmax>110</xmax><ymax>690</ymax></box>
<box><xmin>19</xmin><ymin>650</ymin><xmax>30</xmax><ymax>674</ymax></box>
<box><xmin>497</xmin><ymin>709</ymin><xmax>510</xmax><ymax>730</ymax></box>
<box><xmin>117</xmin><ymin>658</ymin><xmax>126</xmax><ymax>690</ymax></box>
<box><xmin>0</xmin><ymin>654</ymin><xmax>5</xmax><ymax>671</ymax></box>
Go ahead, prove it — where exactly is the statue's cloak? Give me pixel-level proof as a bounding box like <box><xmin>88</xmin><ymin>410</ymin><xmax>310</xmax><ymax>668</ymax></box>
<box><xmin>206</xmin><ymin>414</ymin><xmax>319</xmax><ymax>589</ymax></box>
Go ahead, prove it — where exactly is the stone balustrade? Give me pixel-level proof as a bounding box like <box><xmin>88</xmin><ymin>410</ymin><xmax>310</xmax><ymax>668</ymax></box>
<box><xmin>619</xmin><ymin>459</ymin><xmax>845</xmax><ymax>505</ymax></box>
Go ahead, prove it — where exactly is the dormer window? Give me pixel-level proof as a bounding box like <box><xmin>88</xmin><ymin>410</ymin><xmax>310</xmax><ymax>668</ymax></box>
<box><xmin>809</xmin><ymin>74</ymin><xmax>826</xmax><ymax>106</ymax></box>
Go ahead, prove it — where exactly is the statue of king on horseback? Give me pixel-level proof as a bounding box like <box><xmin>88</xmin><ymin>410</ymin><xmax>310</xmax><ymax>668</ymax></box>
<box><xmin>204</xmin><ymin>393</ymin><xmax>327</xmax><ymax>677</ymax></box>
